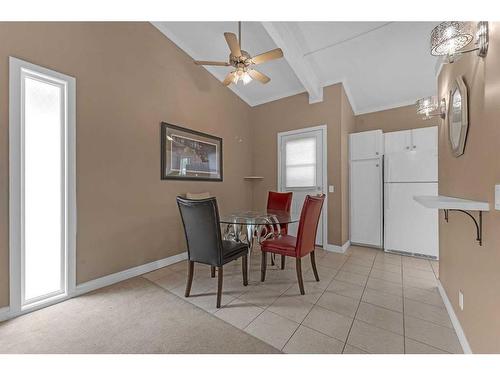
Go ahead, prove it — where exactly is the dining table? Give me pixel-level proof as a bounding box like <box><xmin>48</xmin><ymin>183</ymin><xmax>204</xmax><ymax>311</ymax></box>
<box><xmin>219</xmin><ymin>210</ymin><xmax>300</xmax><ymax>271</ymax></box>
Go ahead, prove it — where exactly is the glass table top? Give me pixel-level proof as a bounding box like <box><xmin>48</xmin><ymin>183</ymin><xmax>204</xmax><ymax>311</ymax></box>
<box><xmin>219</xmin><ymin>209</ymin><xmax>299</xmax><ymax>225</ymax></box>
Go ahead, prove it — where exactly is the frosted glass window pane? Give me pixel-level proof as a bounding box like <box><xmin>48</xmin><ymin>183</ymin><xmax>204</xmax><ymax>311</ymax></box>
<box><xmin>24</xmin><ymin>76</ymin><xmax>63</xmax><ymax>302</ymax></box>
<box><xmin>286</xmin><ymin>137</ymin><xmax>316</xmax><ymax>166</ymax></box>
<box><xmin>286</xmin><ymin>165</ymin><xmax>316</xmax><ymax>188</ymax></box>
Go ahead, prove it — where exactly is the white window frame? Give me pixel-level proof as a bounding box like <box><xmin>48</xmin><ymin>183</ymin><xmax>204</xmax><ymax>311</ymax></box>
<box><xmin>277</xmin><ymin>124</ymin><xmax>328</xmax><ymax>248</ymax></box>
<box><xmin>9</xmin><ymin>57</ymin><xmax>76</xmax><ymax>316</ymax></box>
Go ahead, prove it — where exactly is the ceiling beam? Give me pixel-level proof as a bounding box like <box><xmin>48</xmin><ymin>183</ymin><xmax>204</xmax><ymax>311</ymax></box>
<box><xmin>261</xmin><ymin>22</ymin><xmax>323</xmax><ymax>104</ymax></box>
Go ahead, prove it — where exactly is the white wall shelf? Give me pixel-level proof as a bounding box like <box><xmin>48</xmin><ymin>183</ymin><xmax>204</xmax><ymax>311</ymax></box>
<box><xmin>414</xmin><ymin>195</ymin><xmax>490</xmax><ymax>246</ymax></box>
<box><xmin>243</xmin><ymin>176</ymin><xmax>264</xmax><ymax>180</ymax></box>
<box><xmin>414</xmin><ymin>195</ymin><xmax>490</xmax><ymax>211</ymax></box>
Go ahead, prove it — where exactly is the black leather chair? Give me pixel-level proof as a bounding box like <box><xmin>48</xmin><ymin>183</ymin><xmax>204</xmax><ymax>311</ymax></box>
<box><xmin>176</xmin><ymin>196</ymin><xmax>249</xmax><ymax>308</ymax></box>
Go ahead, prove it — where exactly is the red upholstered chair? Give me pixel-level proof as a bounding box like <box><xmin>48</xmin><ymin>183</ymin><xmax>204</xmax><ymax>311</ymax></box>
<box><xmin>263</xmin><ymin>191</ymin><xmax>293</xmax><ymax>269</ymax></box>
<box><xmin>260</xmin><ymin>194</ymin><xmax>325</xmax><ymax>295</ymax></box>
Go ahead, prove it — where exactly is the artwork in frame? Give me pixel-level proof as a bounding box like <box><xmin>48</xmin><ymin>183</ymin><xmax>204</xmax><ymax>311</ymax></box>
<box><xmin>161</xmin><ymin>122</ymin><xmax>223</xmax><ymax>181</ymax></box>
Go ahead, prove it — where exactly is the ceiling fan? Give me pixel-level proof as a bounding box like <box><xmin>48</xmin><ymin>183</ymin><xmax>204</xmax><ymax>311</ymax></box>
<box><xmin>194</xmin><ymin>22</ymin><xmax>284</xmax><ymax>86</ymax></box>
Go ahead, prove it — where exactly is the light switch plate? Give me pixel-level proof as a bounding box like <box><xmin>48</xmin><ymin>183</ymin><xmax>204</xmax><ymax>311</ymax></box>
<box><xmin>329</xmin><ymin>185</ymin><xmax>334</xmax><ymax>193</ymax></box>
<box><xmin>495</xmin><ymin>185</ymin><xmax>500</xmax><ymax>210</ymax></box>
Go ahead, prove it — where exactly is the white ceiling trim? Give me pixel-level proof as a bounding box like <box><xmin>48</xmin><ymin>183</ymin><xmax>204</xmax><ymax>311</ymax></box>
<box><xmin>261</xmin><ymin>22</ymin><xmax>323</xmax><ymax>104</ymax></box>
<box><xmin>151</xmin><ymin>21</ymin><xmax>256</xmax><ymax>107</ymax></box>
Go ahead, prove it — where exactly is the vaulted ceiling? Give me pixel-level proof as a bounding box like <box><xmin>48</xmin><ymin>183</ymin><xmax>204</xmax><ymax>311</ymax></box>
<box><xmin>153</xmin><ymin>21</ymin><xmax>440</xmax><ymax>114</ymax></box>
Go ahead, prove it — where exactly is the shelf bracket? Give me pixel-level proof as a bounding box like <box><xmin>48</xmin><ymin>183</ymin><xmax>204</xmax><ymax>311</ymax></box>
<box><xmin>443</xmin><ymin>209</ymin><xmax>483</xmax><ymax>246</ymax></box>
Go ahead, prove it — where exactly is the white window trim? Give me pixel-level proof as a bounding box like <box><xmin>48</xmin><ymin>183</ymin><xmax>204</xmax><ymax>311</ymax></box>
<box><xmin>277</xmin><ymin>124</ymin><xmax>328</xmax><ymax>249</ymax></box>
<box><xmin>9</xmin><ymin>57</ymin><xmax>76</xmax><ymax>316</ymax></box>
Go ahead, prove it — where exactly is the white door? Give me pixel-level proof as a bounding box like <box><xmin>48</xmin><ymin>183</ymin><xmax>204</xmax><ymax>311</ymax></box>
<box><xmin>278</xmin><ymin>127</ymin><xmax>326</xmax><ymax>246</ymax></box>
<box><xmin>384</xmin><ymin>182</ymin><xmax>439</xmax><ymax>258</ymax></box>
<box><xmin>9</xmin><ymin>57</ymin><xmax>76</xmax><ymax>315</ymax></box>
<box><xmin>350</xmin><ymin>158</ymin><xmax>383</xmax><ymax>247</ymax></box>
<box><xmin>349</xmin><ymin>130</ymin><xmax>383</xmax><ymax>160</ymax></box>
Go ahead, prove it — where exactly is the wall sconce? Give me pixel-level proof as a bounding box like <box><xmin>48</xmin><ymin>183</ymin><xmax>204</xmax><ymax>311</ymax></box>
<box><xmin>431</xmin><ymin>21</ymin><xmax>489</xmax><ymax>63</ymax></box>
<box><xmin>416</xmin><ymin>96</ymin><xmax>446</xmax><ymax>120</ymax></box>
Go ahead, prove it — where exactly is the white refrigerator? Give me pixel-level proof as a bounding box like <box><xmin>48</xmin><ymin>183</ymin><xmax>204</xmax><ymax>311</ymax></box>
<box><xmin>349</xmin><ymin>130</ymin><xmax>384</xmax><ymax>248</ymax></box>
<box><xmin>383</xmin><ymin>127</ymin><xmax>439</xmax><ymax>258</ymax></box>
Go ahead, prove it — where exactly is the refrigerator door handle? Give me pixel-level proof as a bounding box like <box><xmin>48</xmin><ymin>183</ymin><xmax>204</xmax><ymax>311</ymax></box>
<box><xmin>385</xmin><ymin>184</ymin><xmax>390</xmax><ymax>210</ymax></box>
<box><xmin>385</xmin><ymin>156</ymin><xmax>390</xmax><ymax>182</ymax></box>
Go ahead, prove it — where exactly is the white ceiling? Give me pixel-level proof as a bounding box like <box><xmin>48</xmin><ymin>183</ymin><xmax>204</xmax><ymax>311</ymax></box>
<box><xmin>153</xmin><ymin>21</ymin><xmax>440</xmax><ymax>114</ymax></box>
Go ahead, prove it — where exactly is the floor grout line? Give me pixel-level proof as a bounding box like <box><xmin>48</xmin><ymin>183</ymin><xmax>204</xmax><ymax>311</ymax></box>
<box><xmin>153</xmin><ymin>248</ymin><xmax>457</xmax><ymax>354</ymax></box>
<box><xmin>279</xmin><ymin>251</ymin><xmax>349</xmax><ymax>352</ymax></box>
<box><xmin>340</xmin><ymin>250</ymin><xmax>376</xmax><ymax>354</ymax></box>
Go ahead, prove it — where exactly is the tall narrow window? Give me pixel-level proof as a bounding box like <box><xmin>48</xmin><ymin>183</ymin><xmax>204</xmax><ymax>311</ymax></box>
<box><xmin>10</xmin><ymin>57</ymin><xmax>76</xmax><ymax>313</ymax></box>
<box><xmin>24</xmin><ymin>75</ymin><xmax>65</xmax><ymax>303</ymax></box>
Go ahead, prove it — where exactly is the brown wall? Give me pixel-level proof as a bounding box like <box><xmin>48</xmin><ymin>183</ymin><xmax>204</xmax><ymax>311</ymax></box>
<box><xmin>355</xmin><ymin>104</ymin><xmax>439</xmax><ymax>133</ymax></box>
<box><xmin>437</xmin><ymin>22</ymin><xmax>500</xmax><ymax>353</ymax></box>
<box><xmin>250</xmin><ymin>84</ymin><xmax>346</xmax><ymax>247</ymax></box>
<box><xmin>0</xmin><ymin>22</ymin><xmax>254</xmax><ymax>308</ymax></box>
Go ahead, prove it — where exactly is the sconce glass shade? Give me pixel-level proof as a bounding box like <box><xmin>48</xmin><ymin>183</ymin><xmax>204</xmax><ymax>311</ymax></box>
<box><xmin>417</xmin><ymin>96</ymin><xmax>438</xmax><ymax>116</ymax></box>
<box><xmin>431</xmin><ymin>22</ymin><xmax>474</xmax><ymax>56</ymax></box>
<box><xmin>416</xmin><ymin>96</ymin><xmax>446</xmax><ymax>120</ymax></box>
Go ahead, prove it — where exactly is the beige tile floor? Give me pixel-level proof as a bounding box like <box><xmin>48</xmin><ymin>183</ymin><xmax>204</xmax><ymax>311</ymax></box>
<box><xmin>143</xmin><ymin>245</ymin><xmax>461</xmax><ymax>354</ymax></box>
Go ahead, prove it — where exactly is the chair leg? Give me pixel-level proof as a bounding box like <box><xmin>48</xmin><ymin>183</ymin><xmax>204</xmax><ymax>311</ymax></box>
<box><xmin>296</xmin><ymin>258</ymin><xmax>305</xmax><ymax>295</ymax></box>
<box><xmin>216</xmin><ymin>266</ymin><xmax>223</xmax><ymax>308</ymax></box>
<box><xmin>210</xmin><ymin>266</ymin><xmax>216</xmax><ymax>278</ymax></box>
<box><xmin>281</xmin><ymin>255</ymin><xmax>286</xmax><ymax>270</ymax></box>
<box><xmin>261</xmin><ymin>252</ymin><xmax>267</xmax><ymax>282</ymax></box>
<box><xmin>242</xmin><ymin>254</ymin><xmax>248</xmax><ymax>286</ymax></box>
<box><xmin>310</xmin><ymin>251</ymin><xmax>320</xmax><ymax>282</ymax></box>
<box><xmin>185</xmin><ymin>261</ymin><xmax>194</xmax><ymax>297</ymax></box>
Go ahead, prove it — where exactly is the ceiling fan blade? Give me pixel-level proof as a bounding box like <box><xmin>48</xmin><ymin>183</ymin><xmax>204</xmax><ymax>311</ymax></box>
<box><xmin>222</xmin><ymin>72</ymin><xmax>235</xmax><ymax>86</ymax></box>
<box><xmin>194</xmin><ymin>60</ymin><xmax>231</xmax><ymax>66</ymax></box>
<box><xmin>251</xmin><ymin>48</ymin><xmax>284</xmax><ymax>65</ymax></box>
<box><xmin>224</xmin><ymin>32</ymin><xmax>242</xmax><ymax>57</ymax></box>
<box><xmin>248</xmin><ymin>69</ymin><xmax>270</xmax><ymax>84</ymax></box>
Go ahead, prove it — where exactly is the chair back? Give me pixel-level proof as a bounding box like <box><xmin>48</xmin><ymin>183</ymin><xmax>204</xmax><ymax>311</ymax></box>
<box><xmin>176</xmin><ymin>196</ymin><xmax>223</xmax><ymax>266</ymax></box>
<box><xmin>267</xmin><ymin>191</ymin><xmax>293</xmax><ymax>212</ymax></box>
<box><xmin>295</xmin><ymin>195</ymin><xmax>325</xmax><ymax>257</ymax></box>
<box><xmin>186</xmin><ymin>192</ymin><xmax>211</xmax><ymax>200</ymax></box>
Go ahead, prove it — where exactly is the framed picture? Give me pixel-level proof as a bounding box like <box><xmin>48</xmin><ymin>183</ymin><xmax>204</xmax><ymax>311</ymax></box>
<box><xmin>161</xmin><ymin>122</ymin><xmax>223</xmax><ymax>181</ymax></box>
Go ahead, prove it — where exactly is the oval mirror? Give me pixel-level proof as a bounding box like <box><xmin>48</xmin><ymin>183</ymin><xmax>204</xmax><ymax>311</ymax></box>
<box><xmin>448</xmin><ymin>76</ymin><xmax>469</xmax><ymax>157</ymax></box>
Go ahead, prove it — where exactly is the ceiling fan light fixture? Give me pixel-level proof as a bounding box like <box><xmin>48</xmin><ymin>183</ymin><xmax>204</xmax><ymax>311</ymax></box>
<box><xmin>194</xmin><ymin>21</ymin><xmax>282</xmax><ymax>87</ymax></box>
<box><xmin>231</xmin><ymin>69</ymin><xmax>253</xmax><ymax>85</ymax></box>
<box><xmin>241</xmin><ymin>71</ymin><xmax>252</xmax><ymax>85</ymax></box>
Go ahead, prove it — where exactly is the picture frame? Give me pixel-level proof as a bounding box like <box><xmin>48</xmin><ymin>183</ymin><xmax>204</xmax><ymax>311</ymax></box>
<box><xmin>161</xmin><ymin>122</ymin><xmax>223</xmax><ymax>181</ymax></box>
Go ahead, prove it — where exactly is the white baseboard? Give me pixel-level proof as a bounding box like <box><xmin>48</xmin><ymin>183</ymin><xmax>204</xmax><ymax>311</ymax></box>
<box><xmin>437</xmin><ymin>280</ymin><xmax>472</xmax><ymax>354</ymax></box>
<box><xmin>325</xmin><ymin>240</ymin><xmax>351</xmax><ymax>254</ymax></box>
<box><xmin>0</xmin><ymin>252</ymin><xmax>187</xmax><ymax>323</ymax></box>
<box><xmin>0</xmin><ymin>306</ymin><xmax>10</xmax><ymax>321</ymax></box>
<box><xmin>75</xmin><ymin>252</ymin><xmax>187</xmax><ymax>296</ymax></box>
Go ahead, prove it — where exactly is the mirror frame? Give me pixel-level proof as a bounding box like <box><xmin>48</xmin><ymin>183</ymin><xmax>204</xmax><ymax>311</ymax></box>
<box><xmin>448</xmin><ymin>76</ymin><xmax>469</xmax><ymax>157</ymax></box>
